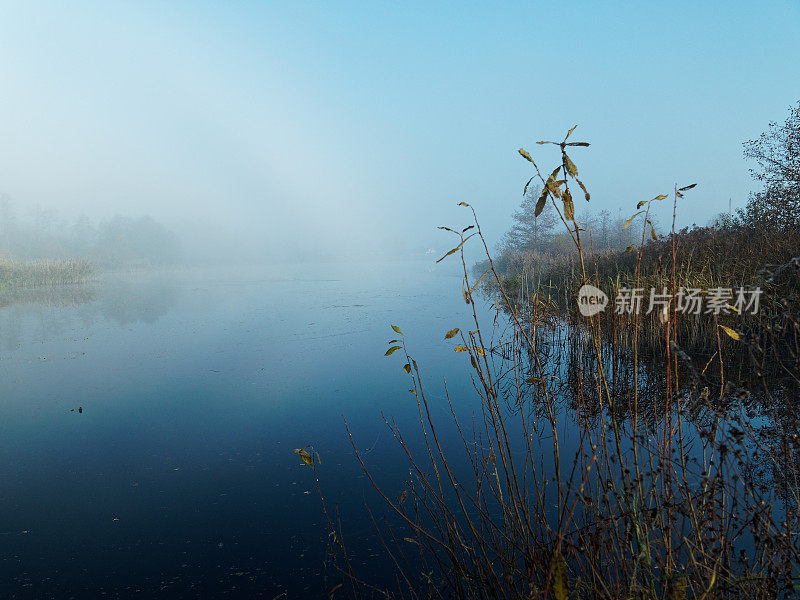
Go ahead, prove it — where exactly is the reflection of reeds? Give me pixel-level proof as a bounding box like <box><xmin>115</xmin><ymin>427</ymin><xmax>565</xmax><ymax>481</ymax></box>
<box><xmin>318</xmin><ymin>132</ymin><xmax>800</xmax><ymax>599</ymax></box>
<box><xmin>0</xmin><ymin>258</ymin><xmax>94</xmax><ymax>289</ymax></box>
<box><xmin>0</xmin><ymin>283</ymin><xmax>97</xmax><ymax>309</ymax></box>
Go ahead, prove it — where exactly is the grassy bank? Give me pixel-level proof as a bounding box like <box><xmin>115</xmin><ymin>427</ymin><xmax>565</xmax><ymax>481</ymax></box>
<box><xmin>487</xmin><ymin>220</ymin><xmax>800</xmax><ymax>380</ymax></box>
<box><xmin>0</xmin><ymin>258</ymin><xmax>95</xmax><ymax>289</ymax></box>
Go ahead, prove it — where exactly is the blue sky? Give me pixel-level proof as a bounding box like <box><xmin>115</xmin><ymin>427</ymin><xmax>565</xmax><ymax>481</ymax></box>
<box><xmin>0</xmin><ymin>1</ymin><xmax>798</xmax><ymax>260</ymax></box>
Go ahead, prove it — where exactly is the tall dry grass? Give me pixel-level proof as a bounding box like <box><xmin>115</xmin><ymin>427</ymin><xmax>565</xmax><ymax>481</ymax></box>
<box><xmin>0</xmin><ymin>258</ymin><xmax>94</xmax><ymax>289</ymax></box>
<box><xmin>312</xmin><ymin>129</ymin><xmax>800</xmax><ymax>599</ymax></box>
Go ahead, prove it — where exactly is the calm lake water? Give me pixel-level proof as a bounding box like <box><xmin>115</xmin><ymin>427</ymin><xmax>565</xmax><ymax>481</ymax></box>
<box><xmin>0</xmin><ymin>261</ymin><xmax>496</xmax><ymax>598</ymax></box>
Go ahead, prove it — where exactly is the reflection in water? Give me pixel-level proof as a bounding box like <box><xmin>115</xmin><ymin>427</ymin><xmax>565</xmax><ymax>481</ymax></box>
<box><xmin>0</xmin><ymin>261</ymin><xmax>475</xmax><ymax>599</ymax></box>
<box><xmin>90</xmin><ymin>271</ymin><xmax>182</xmax><ymax>326</ymax></box>
<box><xmin>0</xmin><ymin>270</ymin><xmax>182</xmax><ymax>352</ymax></box>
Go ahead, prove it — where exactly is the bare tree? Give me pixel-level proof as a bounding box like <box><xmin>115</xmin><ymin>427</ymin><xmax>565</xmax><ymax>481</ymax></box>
<box><xmin>741</xmin><ymin>100</ymin><xmax>800</xmax><ymax>231</ymax></box>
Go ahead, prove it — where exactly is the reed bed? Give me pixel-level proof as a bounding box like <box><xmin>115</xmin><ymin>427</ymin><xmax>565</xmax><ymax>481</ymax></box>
<box><xmin>0</xmin><ymin>258</ymin><xmax>95</xmax><ymax>289</ymax></box>
<box><xmin>312</xmin><ymin>129</ymin><xmax>800</xmax><ymax>599</ymax></box>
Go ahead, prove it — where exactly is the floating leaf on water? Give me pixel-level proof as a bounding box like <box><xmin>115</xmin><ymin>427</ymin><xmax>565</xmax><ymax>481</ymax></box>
<box><xmin>678</xmin><ymin>183</ymin><xmax>697</xmax><ymax>191</ymax></box>
<box><xmin>445</xmin><ymin>328</ymin><xmax>460</xmax><ymax>339</ymax></box>
<box><xmin>293</xmin><ymin>449</ymin><xmax>314</xmax><ymax>467</ymax></box>
<box><xmin>391</xmin><ymin>325</ymin><xmax>403</xmax><ymax>335</ymax></box>
<box><xmin>385</xmin><ymin>346</ymin><xmax>402</xmax><ymax>356</ymax></box>
<box><xmin>454</xmin><ymin>345</ymin><xmax>468</xmax><ymax>353</ymax></box>
<box><xmin>719</xmin><ymin>325</ymin><xmax>741</xmax><ymax>341</ymax></box>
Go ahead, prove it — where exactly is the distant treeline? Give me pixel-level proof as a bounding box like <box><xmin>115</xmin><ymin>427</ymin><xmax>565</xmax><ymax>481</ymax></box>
<box><xmin>0</xmin><ymin>197</ymin><xmax>179</xmax><ymax>268</ymax></box>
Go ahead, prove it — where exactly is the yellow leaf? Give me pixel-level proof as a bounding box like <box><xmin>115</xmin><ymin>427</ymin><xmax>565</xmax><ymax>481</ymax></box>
<box><xmin>523</xmin><ymin>176</ymin><xmax>535</xmax><ymax>196</ymax></box>
<box><xmin>474</xmin><ymin>346</ymin><xmax>486</xmax><ymax>356</ymax></box>
<box><xmin>454</xmin><ymin>345</ymin><xmax>468</xmax><ymax>352</ymax></box>
<box><xmin>545</xmin><ymin>166</ymin><xmax>561</xmax><ymax>188</ymax></box>
<box><xmin>654</xmin><ymin>194</ymin><xmax>669</xmax><ymax>201</ymax></box>
<box><xmin>622</xmin><ymin>214</ymin><xmax>638</xmax><ymax>230</ymax></box>
<box><xmin>719</xmin><ymin>325</ymin><xmax>740</xmax><ymax>341</ymax></box>
<box><xmin>535</xmin><ymin>188</ymin><xmax>549</xmax><ymax>216</ymax></box>
<box><xmin>518</xmin><ymin>148</ymin><xmax>535</xmax><ymax>163</ymax></box>
<box><xmin>469</xmin><ymin>268</ymin><xmax>491</xmax><ymax>294</ymax></box>
<box><xmin>436</xmin><ymin>245</ymin><xmax>461</xmax><ymax>263</ymax></box>
<box><xmin>564</xmin><ymin>154</ymin><xmax>578</xmax><ymax>176</ymax></box>
<box><xmin>562</xmin><ymin>189</ymin><xmax>574</xmax><ymax>220</ymax></box>
<box><xmin>444</xmin><ymin>328</ymin><xmax>460</xmax><ymax>339</ymax></box>
<box><xmin>576</xmin><ymin>178</ymin><xmax>590</xmax><ymax>201</ymax></box>
<box><xmin>551</xmin><ymin>549</ymin><xmax>568</xmax><ymax>600</ymax></box>
<box><xmin>385</xmin><ymin>346</ymin><xmax>402</xmax><ymax>356</ymax></box>
<box><xmin>668</xmin><ymin>575</ymin><xmax>687</xmax><ymax>600</ymax></box>
<box><xmin>293</xmin><ymin>449</ymin><xmax>314</xmax><ymax>467</ymax></box>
